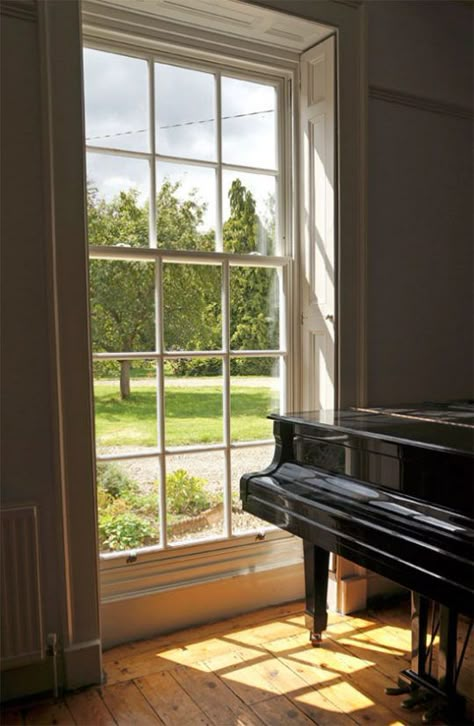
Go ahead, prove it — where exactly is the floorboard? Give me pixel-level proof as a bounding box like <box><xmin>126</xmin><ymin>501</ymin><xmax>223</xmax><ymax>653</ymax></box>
<box><xmin>2</xmin><ymin>599</ymin><xmax>473</xmax><ymax>725</ymax></box>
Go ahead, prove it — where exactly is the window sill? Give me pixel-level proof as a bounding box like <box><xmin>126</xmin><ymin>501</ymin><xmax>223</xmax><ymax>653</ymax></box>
<box><xmin>100</xmin><ymin>529</ymin><xmax>302</xmax><ymax>603</ymax></box>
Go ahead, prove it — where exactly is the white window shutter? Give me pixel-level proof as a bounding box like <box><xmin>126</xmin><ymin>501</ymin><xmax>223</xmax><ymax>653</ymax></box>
<box><xmin>299</xmin><ymin>35</ymin><xmax>336</xmax><ymax>411</ymax></box>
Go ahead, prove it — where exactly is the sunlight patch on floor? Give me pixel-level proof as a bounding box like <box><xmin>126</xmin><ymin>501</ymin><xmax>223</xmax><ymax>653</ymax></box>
<box><xmin>294</xmin><ymin>687</ymin><xmax>352</xmax><ymax>714</ymax></box>
<box><xmin>340</xmin><ymin>635</ymin><xmax>407</xmax><ymax>657</ymax></box>
<box><xmin>283</xmin><ymin>646</ymin><xmax>373</xmax><ymax>673</ymax></box>
<box><xmin>318</xmin><ymin>680</ymin><xmax>374</xmax><ymax>709</ymax></box>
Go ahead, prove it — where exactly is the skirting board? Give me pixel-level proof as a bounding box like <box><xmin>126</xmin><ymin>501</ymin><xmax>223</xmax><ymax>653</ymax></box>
<box><xmin>1</xmin><ymin>640</ymin><xmax>104</xmax><ymax>704</ymax></box>
<box><xmin>63</xmin><ymin>639</ymin><xmax>103</xmax><ymax>690</ymax></box>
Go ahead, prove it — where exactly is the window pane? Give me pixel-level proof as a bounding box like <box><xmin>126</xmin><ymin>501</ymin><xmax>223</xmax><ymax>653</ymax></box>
<box><xmin>163</xmin><ymin>264</ymin><xmax>221</xmax><ymax>352</ymax></box>
<box><xmin>89</xmin><ymin>259</ymin><xmax>155</xmax><ymax>352</ymax></box>
<box><xmin>231</xmin><ymin>357</ymin><xmax>280</xmax><ymax>442</ymax></box>
<box><xmin>222</xmin><ymin>76</ymin><xmax>276</xmax><ymax>169</ymax></box>
<box><xmin>232</xmin><ymin>445</ymin><xmax>275</xmax><ymax>534</ymax></box>
<box><xmin>93</xmin><ymin>359</ymin><xmax>158</xmax><ymax>456</ymax></box>
<box><xmin>166</xmin><ymin>453</ymin><xmax>224</xmax><ymax>544</ymax></box>
<box><xmin>230</xmin><ymin>267</ymin><xmax>279</xmax><ymax>350</ymax></box>
<box><xmin>84</xmin><ymin>48</ymin><xmax>149</xmax><ymax>153</ymax></box>
<box><xmin>164</xmin><ymin>359</ymin><xmax>223</xmax><ymax>446</ymax></box>
<box><xmin>223</xmin><ymin>172</ymin><xmax>276</xmax><ymax>254</ymax></box>
<box><xmin>155</xmin><ymin>63</ymin><xmax>216</xmax><ymax>162</ymax></box>
<box><xmin>97</xmin><ymin>457</ymin><xmax>160</xmax><ymax>553</ymax></box>
<box><xmin>157</xmin><ymin>162</ymin><xmax>216</xmax><ymax>244</ymax></box>
<box><xmin>87</xmin><ymin>154</ymin><xmax>150</xmax><ymax>246</ymax></box>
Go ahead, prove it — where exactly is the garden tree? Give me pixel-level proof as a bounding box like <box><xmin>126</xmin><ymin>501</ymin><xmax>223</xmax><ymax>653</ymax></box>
<box><xmin>157</xmin><ymin>181</ymin><xmax>220</xmax><ymax>362</ymax></box>
<box><xmin>224</xmin><ymin>179</ymin><xmax>278</xmax><ymax>374</ymax></box>
<box><xmin>88</xmin><ymin>178</ymin><xmax>276</xmax><ymax>392</ymax></box>
<box><xmin>88</xmin><ymin>186</ymin><xmax>153</xmax><ymax>398</ymax></box>
<box><xmin>262</xmin><ymin>192</ymin><xmax>276</xmax><ymax>255</ymax></box>
<box><xmin>88</xmin><ymin>181</ymin><xmax>219</xmax><ymax>395</ymax></box>
<box><xmin>156</xmin><ymin>181</ymin><xmax>213</xmax><ymax>251</ymax></box>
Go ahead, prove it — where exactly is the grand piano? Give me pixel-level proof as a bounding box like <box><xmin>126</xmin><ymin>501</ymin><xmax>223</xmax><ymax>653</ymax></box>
<box><xmin>241</xmin><ymin>402</ymin><xmax>474</xmax><ymax>720</ymax></box>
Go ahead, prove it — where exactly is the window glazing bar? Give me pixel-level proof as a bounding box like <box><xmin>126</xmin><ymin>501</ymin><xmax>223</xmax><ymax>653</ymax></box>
<box><xmin>280</xmin><ymin>267</ymin><xmax>288</xmax><ymax>413</ymax></box>
<box><xmin>89</xmin><ymin>245</ymin><xmax>290</xmax><ymax>267</ymax></box>
<box><xmin>95</xmin><ymin>439</ymin><xmax>274</xmax><ymax>464</ymax></box>
<box><xmin>221</xmin><ymin>162</ymin><xmax>278</xmax><ymax>176</ymax></box>
<box><xmin>148</xmin><ymin>59</ymin><xmax>157</xmax><ymax>249</ymax></box>
<box><xmin>97</xmin><ymin>449</ymin><xmax>161</xmax><ymax>462</ymax></box>
<box><xmin>222</xmin><ymin>260</ymin><xmax>232</xmax><ymax>538</ymax></box>
<box><xmin>86</xmin><ymin>147</ymin><xmax>279</xmax><ymax>178</ymax></box>
<box><xmin>92</xmin><ymin>349</ymin><xmax>286</xmax><ymax>360</ymax></box>
<box><xmin>231</xmin><ymin>439</ymin><xmax>274</xmax><ymax>449</ymax></box>
<box><xmin>155</xmin><ymin>152</ymin><xmax>219</xmax><ymax>169</ymax></box>
<box><xmin>230</xmin><ymin>349</ymin><xmax>285</xmax><ymax>357</ymax></box>
<box><xmin>215</xmin><ymin>70</ymin><xmax>223</xmax><ymax>251</ymax></box>
<box><xmin>155</xmin><ymin>257</ymin><xmax>167</xmax><ymax>548</ymax></box>
<box><xmin>86</xmin><ymin>144</ymin><xmax>152</xmax><ymax>161</ymax></box>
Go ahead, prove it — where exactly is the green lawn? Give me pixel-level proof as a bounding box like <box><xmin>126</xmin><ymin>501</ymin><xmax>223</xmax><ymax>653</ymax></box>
<box><xmin>94</xmin><ymin>378</ymin><xmax>277</xmax><ymax>447</ymax></box>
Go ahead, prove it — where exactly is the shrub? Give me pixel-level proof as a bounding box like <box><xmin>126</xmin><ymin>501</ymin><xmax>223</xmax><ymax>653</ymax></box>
<box><xmin>99</xmin><ymin>511</ymin><xmax>157</xmax><ymax>551</ymax></box>
<box><xmin>170</xmin><ymin>358</ymin><xmax>221</xmax><ymax>377</ymax></box>
<box><xmin>93</xmin><ymin>360</ymin><xmax>120</xmax><ymax>379</ymax></box>
<box><xmin>96</xmin><ymin>463</ymin><xmax>158</xmax><ymax>551</ymax></box>
<box><xmin>96</xmin><ymin>463</ymin><xmax>214</xmax><ymax>551</ymax></box>
<box><xmin>123</xmin><ymin>488</ymin><xmax>158</xmax><ymax>518</ymax></box>
<box><xmin>167</xmin><ymin>469</ymin><xmax>211</xmax><ymax>516</ymax></box>
<box><xmin>96</xmin><ymin>462</ymin><xmax>138</xmax><ymax>498</ymax></box>
<box><xmin>96</xmin><ymin>486</ymin><xmax>113</xmax><ymax>512</ymax></box>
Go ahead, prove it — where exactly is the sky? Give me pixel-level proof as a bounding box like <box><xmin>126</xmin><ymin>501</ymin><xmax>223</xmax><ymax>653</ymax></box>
<box><xmin>83</xmin><ymin>47</ymin><xmax>277</xmax><ymax>238</ymax></box>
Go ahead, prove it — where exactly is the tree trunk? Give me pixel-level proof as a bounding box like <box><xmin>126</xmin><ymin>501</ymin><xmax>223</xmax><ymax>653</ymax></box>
<box><xmin>120</xmin><ymin>360</ymin><xmax>131</xmax><ymax>399</ymax></box>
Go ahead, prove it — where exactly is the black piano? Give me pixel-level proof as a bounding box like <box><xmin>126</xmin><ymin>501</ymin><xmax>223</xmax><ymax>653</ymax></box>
<box><xmin>241</xmin><ymin>402</ymin><xmax>474</xmax><ymax>720</ymax></box>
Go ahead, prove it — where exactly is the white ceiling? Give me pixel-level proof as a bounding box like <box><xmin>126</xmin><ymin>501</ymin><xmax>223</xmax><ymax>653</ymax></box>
<box><xmin>89</xmin><ymin>0</ymin><xmax>332</xmax><ymax>52</ymax></box>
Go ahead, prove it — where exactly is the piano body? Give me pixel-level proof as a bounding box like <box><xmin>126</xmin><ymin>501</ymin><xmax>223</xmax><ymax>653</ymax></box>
<box><xmin>241</xmin><ymin>402</ymin><xmax>474</xmax><ymax>718</ymax></box>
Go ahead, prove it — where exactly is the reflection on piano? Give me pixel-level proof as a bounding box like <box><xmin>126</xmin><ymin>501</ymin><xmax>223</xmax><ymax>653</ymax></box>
<box><xmin>241</xmin><ymin>402</ymin><xmax>474</xmax><ymax>721</ymax></box>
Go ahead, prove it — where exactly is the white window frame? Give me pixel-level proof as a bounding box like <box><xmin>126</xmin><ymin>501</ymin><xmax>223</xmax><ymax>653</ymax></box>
<box><xmin>85</xmin><ymin>38</ymin><xmax>301</xmax><ymax>579</ymax></box>
<box><xmin>36</xmin><ymin>0</ymin><xmax>367</xmax><ymax>665</ymax></box>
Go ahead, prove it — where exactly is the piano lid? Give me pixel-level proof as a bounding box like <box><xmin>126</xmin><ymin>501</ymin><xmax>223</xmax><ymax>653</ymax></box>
<box><xmin>269</xmin><ymin>401</ymin><xmax>474</xmax><ymax>457</ymax></box>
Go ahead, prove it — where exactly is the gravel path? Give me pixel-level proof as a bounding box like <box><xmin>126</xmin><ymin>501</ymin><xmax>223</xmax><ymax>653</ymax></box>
<box><xmin>98</xmin><ymin>444</ymin><xmax>274</xmax><ymax>493</ymax></box>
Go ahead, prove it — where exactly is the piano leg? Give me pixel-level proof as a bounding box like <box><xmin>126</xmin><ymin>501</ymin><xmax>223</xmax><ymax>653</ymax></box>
<box><xmin>303</xmin><ymin>541</ymin><xmax>329</xmax><ymax>646</ymax></box>
<box><xmin>438</xmin><ymin>606</ymin><xmax>458</xmax><ymax>696</ymax></box>
<box><xmin>411</xmin><ymin>591</ymin><xmax>430</xmax><ymax>679</ymax></box>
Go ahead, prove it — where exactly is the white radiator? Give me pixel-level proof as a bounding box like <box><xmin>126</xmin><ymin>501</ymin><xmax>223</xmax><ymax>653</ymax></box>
<box><xmin>1</xmin><ymin>506</ymin><xmax>44</xmax><ymax>670</ymax></box>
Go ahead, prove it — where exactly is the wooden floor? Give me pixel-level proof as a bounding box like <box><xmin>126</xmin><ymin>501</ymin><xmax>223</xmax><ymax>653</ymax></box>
<box><xmin>2</xmin><ymin>599</ymin><xmax>473</xmax><ymax>725</ymax></box>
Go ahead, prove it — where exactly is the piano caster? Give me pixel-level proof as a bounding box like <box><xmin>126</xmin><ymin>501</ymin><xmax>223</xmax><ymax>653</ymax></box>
<box><xmin>309</xmin><ymin>632</ymin><xmax>323</xmax><ymax>647</ymax></box>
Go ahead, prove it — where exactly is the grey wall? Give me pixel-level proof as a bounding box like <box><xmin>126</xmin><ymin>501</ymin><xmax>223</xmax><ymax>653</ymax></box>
<box><xmin>366</xmin><ymin>0</ymin><xmax>473</xmax><ymax>403</ymax></box>
<box><xmin>254</xmin><ymin>0</ymin><xmax>473</xmax><ymax>404</ymax></box>
<box><xmin>1</xmin><ymin>9</ymin><xmax>64</xmax><ymax>695</ymax></box>
<box><xmin>1</xmin><ymin>0</ymin><xmax>101</xmax><ymax>700</ymax></box>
